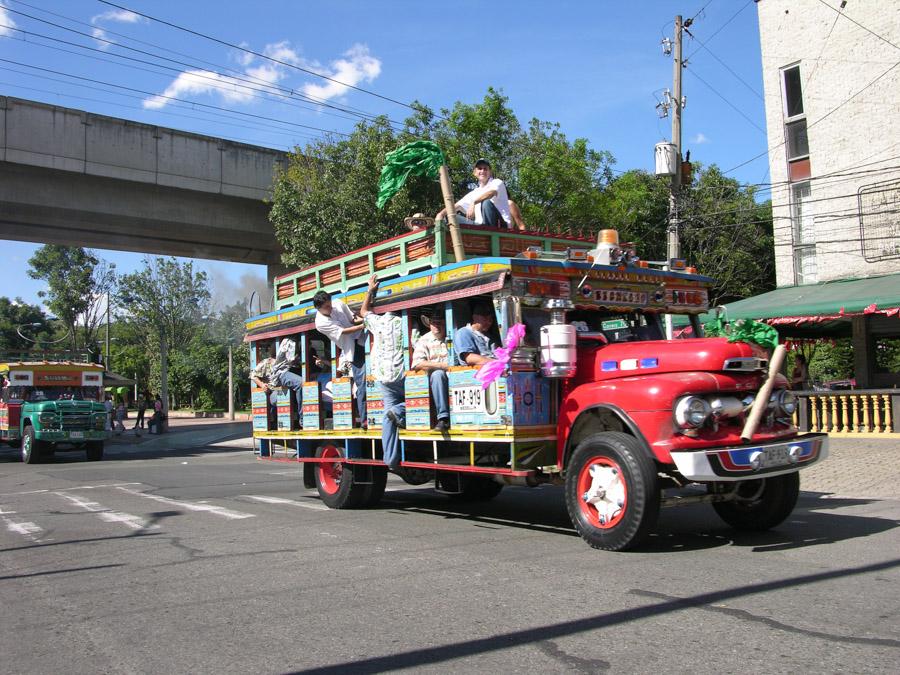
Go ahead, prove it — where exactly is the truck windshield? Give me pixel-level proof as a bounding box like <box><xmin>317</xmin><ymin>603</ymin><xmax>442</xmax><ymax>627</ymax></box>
<box><xmin>10</xmin><ymin>387</ymin><xmax>92</xmax><ymax>402</ymax></box>
<box><xmin>565</xmin><ymin>311</ymin><xmax>667</xmax><ymax>343</ymax></box>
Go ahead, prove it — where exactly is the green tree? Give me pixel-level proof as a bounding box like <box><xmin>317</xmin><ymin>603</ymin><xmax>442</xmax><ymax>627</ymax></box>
<box><xmin>679</xmin><ymin>165</ymin><xmax>776</xmax><ymax>305</ymax></box>
<box><xmin>27</xmin><ymin>246</ymin><xmax>110</xmax><ymax>350</ymax></box>
<box><xmin>118</xmin><ymin>257</ymin><xmax>210</xmax><ymax>412</ymax></box>
<box><xmin>596</xmin><ymin>170</ymin><xmax>670</xmax><ymax>262</ymax></box>
<box><xmin>0</xmin><ymin>297</ymin><xmax>52</xmax><ymax>353</ymax></box>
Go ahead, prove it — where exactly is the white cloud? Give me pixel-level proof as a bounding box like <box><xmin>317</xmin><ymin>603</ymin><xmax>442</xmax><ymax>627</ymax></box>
<box><xmin>0</xmin><ymin>3</ymin><xmax>18</xmax><ymax>37</ymax></box>
<box><xmin>301</xmin><ymin>44</ymin><xmax>381</xmax><ymax>102</ymax></box>
<box><xmin>143</xmin><ymin>69</ymin><xmax>255</xmax><ymax>109</ymax></box>
<box><xmin>692</xmin><ymin>132</ymin><xmax>710</xmax><ymax>144</ymax></box>
<box><xmin>143</xmin><ymin>41</ymin><xmax>382</xmax><ymax>110</ymax></box>
<box><xmin>92</xmin><ymin>9</ymin><xmax>142</xmax><ymax>24</ymax></box>
<box><xmin>90</xmin><ymin>8</ymin><xmax>144</xmax><ymax>49</ymax></box>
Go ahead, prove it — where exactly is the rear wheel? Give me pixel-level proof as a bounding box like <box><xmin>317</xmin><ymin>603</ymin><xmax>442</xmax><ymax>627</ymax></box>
<box><xmin>21</xmin><ymin>427</ymin><xmax>45</xmax><ymax>464</ymax></box>
<box><xmin>314</xmin><ymin>445</ymin><xmax>369</xmax><ymax>509</ymax></box>
<box><xmin>565</xmin><ymin>432</ymin><xmax>660</xmax><ymax>551</ymax></box>
<box><xmin>712</xmin><ymin>473</ymin><xmax>800</xmax><ymax>531</ymax></box>
<box><xmin>86</xmin><ymin>441</ymin><xmax>104</xmax><ymax>462</ymax></box>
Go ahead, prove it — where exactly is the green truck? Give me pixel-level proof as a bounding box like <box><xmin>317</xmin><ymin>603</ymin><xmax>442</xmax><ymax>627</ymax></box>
<box><xmin>0</xmin><ymin>358</ymin><xmax>111</xmax><ymax>463</ymax></box>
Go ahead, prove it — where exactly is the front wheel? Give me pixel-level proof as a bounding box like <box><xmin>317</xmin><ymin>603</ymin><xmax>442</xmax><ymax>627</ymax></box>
<box><xmin>712</xmin><ymin>473</ymin><xmax>800</xmax><ymax>531</ymax></box>
<box><xmin>21</xmin><ymin>427</ymin><xmax>45</xmax><ymax>464</ymax></box>
<box><xmin>565</xmin><ymin>432</ymin><xmax>660</xmax><ymax>551</ymax></box>
<box><xmin>86</xmin><ymin>441</ymin><xmax>104</xmax><ymax>462</ymax></box>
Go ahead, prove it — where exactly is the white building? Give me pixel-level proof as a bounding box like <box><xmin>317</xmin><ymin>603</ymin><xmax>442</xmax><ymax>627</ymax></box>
<box><xmin>758</xmin><ymin>0</ymin><xmax>900</xmax><ymax>285</ymax></box>
<box><xmin>752</xmin><ymin>0</ymin><xmax>900</xmax><ymax>389</ymax></box>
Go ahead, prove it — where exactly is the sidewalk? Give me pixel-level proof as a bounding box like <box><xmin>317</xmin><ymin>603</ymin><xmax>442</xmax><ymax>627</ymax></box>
<box><xmin>801</xmin><ymin>436</ymin><xmax>900</xmax><ymax>500</ymax></box>
<box><xmin>106</xmin><ymin>416</ymin><xmax>252</xmax><ymax>455</ymax></box>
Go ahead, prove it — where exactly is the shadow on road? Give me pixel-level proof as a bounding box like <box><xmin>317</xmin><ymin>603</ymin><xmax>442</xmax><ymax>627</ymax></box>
<box><xmin>287</xmin><ymin>558</ymin><xmax>900</xmax><ymax>674</ymax></box>
<box><xmin>374</xmin><ymin>487</ymin><xmax>898</xmax><ymax>555</ymax></box>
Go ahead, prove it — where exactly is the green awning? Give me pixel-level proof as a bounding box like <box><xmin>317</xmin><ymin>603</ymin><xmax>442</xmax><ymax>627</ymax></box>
<box><xmin>674</xmin><ymin>273</ymin><xmax>900</xmax><ymax>338</ymax></box>
<box><xmin>714</xmin><ymin>273</ymin><xmax>900</xmax><ymax>322</ymax></box>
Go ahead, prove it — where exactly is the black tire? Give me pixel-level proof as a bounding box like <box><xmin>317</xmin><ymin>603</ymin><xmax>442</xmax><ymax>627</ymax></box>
<box><xmin>86</xmin><ymin>441</ymin><xmax>104</xmax><ymax>462</ymax></box>
<box><xmin>564</xmin><ymin>432</ymin><xmax>660</xmax><ymax>551</ymax></box>
<box><xmin>314</xmin><ymin>445</ymin><xmax>369</xmax><ymax>509</ymax></box>
<box><xmin>447</xmin><ymin>475</ymin><xmax>504</xmax><ymax>502</ymax></box>
<box><xmin>395</xmin><ymin>466</ymin><xmax>434</xmax><ymax>486</ymax></box>
<box><xmin>712</xmin><ymin>473</ymin><xmax>800</xmax><ymax>531</ymax></box>
<box><xmin>21</xmin><ymin>426</ymin><xmax>44</xmax><ymax>464</ymax></box>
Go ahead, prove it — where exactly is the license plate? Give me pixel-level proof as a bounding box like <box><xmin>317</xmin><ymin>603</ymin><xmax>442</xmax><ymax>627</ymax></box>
<box><xmin>451</xmin><ymin>385</ymin><xmax>484</xmax><ymax>413</ymax></box>
<box><xmin>69</xmin><ymin>431</ymin><xmax>84</xmax><ymax>439</ymax></box>
<box><xmin>756</xmin><ymin>445</ymin><xmax>790</xmax><ymax>468</ymax></box>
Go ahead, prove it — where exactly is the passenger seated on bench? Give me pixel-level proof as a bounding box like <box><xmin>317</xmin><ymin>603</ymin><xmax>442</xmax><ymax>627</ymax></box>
<box><xmin>454</xmin><ymin>301</ymin><xmax>498</xmax><ymax>366</ymax></box>
<box><xmin>251</xmin><ymin>342</ymin><xmax>304</xmax><ymax>428</ymax></box>
<box><xmin>411</xmin><ymin>312</ymin><xmax>451</xmax><ymax>432</ymax></box>
<box><xmin>309</xmin><ymin>346</ymin><xmax>333</xmax><ymax>413</ymax></box>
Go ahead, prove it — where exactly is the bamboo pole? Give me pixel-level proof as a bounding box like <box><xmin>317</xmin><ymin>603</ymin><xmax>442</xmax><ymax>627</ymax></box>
<box><xmin>438</xmin><ymin>165</ymin><xmax>466</xmax><ymax>262</ymax></box>
<box><xmin>741</xmin><ymin>344</ymin><xmax>787</xmax><ymax>442</ymax></box>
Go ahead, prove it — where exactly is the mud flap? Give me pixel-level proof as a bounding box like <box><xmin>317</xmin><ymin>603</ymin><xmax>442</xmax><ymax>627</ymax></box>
<box><xmin>303</xmin><ymin>462</ymin><xmax>316</xmax><ymax>489</ymax></box>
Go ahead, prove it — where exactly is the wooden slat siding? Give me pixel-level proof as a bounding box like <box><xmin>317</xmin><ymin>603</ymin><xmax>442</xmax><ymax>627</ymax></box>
<box><xmin>345</xmin><ymin>255</ymin><xmax>370</xmax><ymax>279</ymax></box>
<box><xmin>406</xmin><ymin>237</ymin><xmax>434</xmax><ymax>261</ymax></box>
<box><xmin>277</xmin><ymin>282</ymin><xmax>294</xmax><ymax>299</ymax></box>
<box><xmin>298</xmin><ymin>274</ymin><xmax>317</xmax><ymax>293</ymax></box>
<box><xmin>500</xmin><ymin>238</ymin><xmax>542</xmax><ymax>256</ymax></box>
<box><xmin>447</xmin><ymin>233</ymin><xmax>491</xmax><ymax>255</ymax></box>
<box><xmin>374</xmin><ymin>247</ymin><xmax>402</xmax><ymax>270</ymax></box>
<box><xmin>551</xmin><ymin>241</ymin><xmax>572</xmax><ymax>252</ymax></box>
<box><xmin>320</xmin><ymin>264</ymin><xmax>342</xmax><ymax>285</ymax></box>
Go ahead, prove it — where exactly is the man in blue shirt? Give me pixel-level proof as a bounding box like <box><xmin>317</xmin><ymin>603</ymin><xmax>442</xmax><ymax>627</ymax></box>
<box><xmin>454</xmin><ymin>301</ymin><xmax>498</xmax><ymax>366</ymax></box>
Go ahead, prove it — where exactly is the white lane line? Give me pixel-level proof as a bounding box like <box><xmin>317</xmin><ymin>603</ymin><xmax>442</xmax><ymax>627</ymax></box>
<box><xmin>0</xmin><ymin>482</ymin><xmax>142</xmax><ymax>497</ymax></box>
<box><xmin>116</xmin><ymin>487</ymin><xmax>255</xmax><ymax>520</ymax></box>
<box><xmin>242</xmin><ymin>495</ymin><xmax>329</xmax><ymax>511</ymax></box>
<box><xmin>53</xmin><ymin>492</ymin><xmax>158</xmax><ymax>531</ymax></box>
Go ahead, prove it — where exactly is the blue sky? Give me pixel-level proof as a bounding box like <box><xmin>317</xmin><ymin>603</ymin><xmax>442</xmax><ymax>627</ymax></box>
<box><xmin>0</xmin><ymin>0</ymin><xmax>769</xmax><ymax>310</ymax></box>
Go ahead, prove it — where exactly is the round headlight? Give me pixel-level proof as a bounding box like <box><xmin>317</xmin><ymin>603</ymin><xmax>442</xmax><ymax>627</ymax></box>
<box><xmin>777</xmin><ymin>389</ymin><xmax>797</xmax><ymax>416</ymax></box>
<box><xmin>674</xmin><ymin>396</ymin><xmax>712</xmax><ymax>429</ymax></box>
<box><xmin>39</xmin><ymin>412</ymin><xmax>58</xmax><ymax>425</ymax></box>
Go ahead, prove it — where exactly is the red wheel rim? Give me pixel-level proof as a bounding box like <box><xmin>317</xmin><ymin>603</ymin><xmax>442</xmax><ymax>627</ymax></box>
<box><xmin>576</xmin><ymin>456</ymin><xmax>627</xmax><ymax>529</ymax></box>
<box><xmin>317</xmin><ymin>445</ymin><xmax>343</xmax><ymax>494</ymax></box>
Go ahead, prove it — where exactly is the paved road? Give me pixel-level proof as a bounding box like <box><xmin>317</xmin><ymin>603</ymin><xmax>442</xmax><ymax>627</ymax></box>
<box><xmin>0</xmin><ymin>430</ymin><xmax>898</xmax><ymax>674</ymax></box>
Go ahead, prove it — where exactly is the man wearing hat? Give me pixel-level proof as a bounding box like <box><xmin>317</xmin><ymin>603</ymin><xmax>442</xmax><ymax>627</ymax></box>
<box><xmin>434</xmin><ymin>158</ymin><xmax>513</xmax><ymax>229</ymax></box>
<box><xmin>411</xmin><ymin>309</ymin><xmax>451</xmax><ymax>432</ymax></box>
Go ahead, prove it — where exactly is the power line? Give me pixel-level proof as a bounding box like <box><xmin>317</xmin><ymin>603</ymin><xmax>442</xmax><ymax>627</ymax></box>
<box><xmin>0</xmin><ymin>57</ymin><xmax>351</xmax><ymax>138</ymax></box>
<box><xmin>723</xmin><ymin>57</ymin><xmax>900</xmax><ymax>174</ymax></box>
<box><xmin>684</xmin><ymin>0</ymin><xmax>753</xmax><ymax>61</ymax></box>
<box><xmin>685</xmin><ymin>67</ymin><xmax>766</xmax><ymax>134</ymax></box>
<box><xmin>814</xmin><ymin>0</ymin><xmax>900</xmax><ymax>53</ymax></box>
<box><xmin>1</xmin><ymin>4</ymin><xmax>406</xmax><ymax>128</ymax></box>
<box><xmin>96</xmin><ymin>0</ymin><xmax>438</xmax><ymax>119</ymax></box>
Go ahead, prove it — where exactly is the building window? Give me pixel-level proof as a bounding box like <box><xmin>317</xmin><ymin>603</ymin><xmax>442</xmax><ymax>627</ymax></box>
<box><xmin>781</xmin><ymin>64</ymin><xmax>810</xmax><ymax>180</ymax></box>
<box><xmin>792</xmin><ymin>182</ymin><xmax>817</xmax><ymax>285</ymax></box>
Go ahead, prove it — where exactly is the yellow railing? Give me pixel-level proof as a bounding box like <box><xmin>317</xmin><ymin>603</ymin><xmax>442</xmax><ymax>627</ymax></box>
<box><xmin>793</xmin><ymin>391</ymin><xmax>898</xmax><ymax>436</ymax></box>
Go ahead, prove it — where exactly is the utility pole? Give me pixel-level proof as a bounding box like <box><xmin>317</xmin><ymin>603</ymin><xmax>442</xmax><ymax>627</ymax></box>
<box><xmin>228</xmin><ymin>344</ymin><xmax>234</xmax><ymax>420</ymax></box>
<box><xmin>665</xmin><ymin>14</ymin><xmax>685</xmax><ymax>339</ymax></box>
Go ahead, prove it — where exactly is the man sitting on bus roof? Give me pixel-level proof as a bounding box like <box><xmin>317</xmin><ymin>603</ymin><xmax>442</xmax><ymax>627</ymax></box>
<box><xmin>314</xmin><ymin>290</ymin><xmax>367</xmax><ymax>427</ymax></box>
<box><xmin>434</xmin><ymin>158</ymin><xmax>513</xmax><ymax>229</ymax></box>
<box><xmin>411</xmin><ymin>311</ymin><xmax>451</xmax><ymax>432</ymax></box>
<box><xmin>455</xmin><ymin>302</ymin><xmax>498</xmax><ymax>366</ymax></box>
<box><xmin>358</xmin><ymin>274</ymin><xmax>406</xmax><ymax>471</ymax></box>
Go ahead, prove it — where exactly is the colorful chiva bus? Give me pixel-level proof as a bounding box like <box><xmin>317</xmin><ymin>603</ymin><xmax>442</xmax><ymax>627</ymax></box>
<box><xmin>245</xmin><ymin>222</ymin><xmax>827</xmax><ymax>551</ymax></box>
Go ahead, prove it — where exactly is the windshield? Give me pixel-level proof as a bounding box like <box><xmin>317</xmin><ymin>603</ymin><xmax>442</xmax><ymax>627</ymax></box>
<box><xmin>7</xmin><ymin>386</ymin><xmax>95</xmax><ymax>403</ymax></box>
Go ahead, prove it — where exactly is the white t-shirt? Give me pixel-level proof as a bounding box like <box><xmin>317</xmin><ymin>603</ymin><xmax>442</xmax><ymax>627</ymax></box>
<box><xmin>315</xmin><ymin>298</ymin><xmax>363</xmax><ymax>369</ymax></box>
<box><xmin>457</xmin><ymin>177</ymin><xmax>512</xmax><ymax>228</ymax></box>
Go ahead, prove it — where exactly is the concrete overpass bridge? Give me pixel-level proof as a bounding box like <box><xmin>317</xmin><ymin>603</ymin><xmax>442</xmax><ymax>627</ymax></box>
<box><xmin>0</xmin><ymin>96</ymin><xmax>290</xmax><ymax>280</ymax></box>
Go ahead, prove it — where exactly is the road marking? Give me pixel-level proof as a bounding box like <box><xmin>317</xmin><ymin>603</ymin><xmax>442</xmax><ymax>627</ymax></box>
<box><xmin>1</xmin><ymin>512</ymin><xmax>44</xmax><ymax>541</ymax></box>
<box><xmin>116</xmin><ymin>487</ymin><xmax>255</xmax><ymax>520</ymax></box>
<box><xmin>242</xmin><ymin>495</ymin><xmax>329</xmax><ymax>511</ymax></box>
<box><xmin>0</xmin><ymin>482</ymin><xmax>141</xmax><ymax>497</ymax></box>
<box><xmin>53</xmin><ymin>492</ymin><xmax>158</xmax><ymax>531</ymax></box>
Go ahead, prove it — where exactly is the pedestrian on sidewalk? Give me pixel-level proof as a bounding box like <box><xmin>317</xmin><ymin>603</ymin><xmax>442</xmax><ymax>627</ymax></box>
<box><xmin>103</xmin><ymin>394</ymin><xmax>114</xmax><ymax>431</ymax></box>
<box><xmin>114</xmin><ymin>398</ymin><xmax>127</xmax><ymax>435</ymax></box>
<box><xmin>148</xmin><ymin>395</ymin><xmax>164</xmax><ymax>434</ymax></box>
<box><xmin>133</xmin><ymin>391</ymin><xmax>150</xmax><ymax>431</ymax></box>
